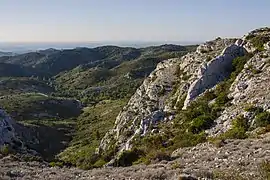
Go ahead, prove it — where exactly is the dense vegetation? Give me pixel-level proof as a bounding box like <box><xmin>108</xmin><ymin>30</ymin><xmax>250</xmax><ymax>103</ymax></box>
<box><xmin>59</xmin><ymin>99</ymin><xmax>127</xmax><ymax>169</ymax></box>
<box><xmin>0</xmin><ymin>77</ymin><xmax>54</xmax><ymax>96</ymax></box>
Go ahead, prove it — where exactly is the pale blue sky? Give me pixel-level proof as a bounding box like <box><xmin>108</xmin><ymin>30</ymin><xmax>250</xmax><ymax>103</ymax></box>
<box><xmin>0</xmin><ymin>0</ymin><xmax>269</xmax><ymax>43</ymax></box>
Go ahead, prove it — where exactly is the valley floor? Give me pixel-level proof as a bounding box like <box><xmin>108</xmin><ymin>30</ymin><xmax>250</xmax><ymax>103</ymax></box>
<box><xmin>1</xmin><ymin>133</ymin><xmax>269</xmax><ymax>180</ymax></box>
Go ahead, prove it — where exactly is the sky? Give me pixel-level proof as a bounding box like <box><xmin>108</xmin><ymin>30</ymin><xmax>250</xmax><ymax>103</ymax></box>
<box><xmin>0</xmin><ymin>0</ymin><xmax>270</xmax><ymax>43</ymax></box>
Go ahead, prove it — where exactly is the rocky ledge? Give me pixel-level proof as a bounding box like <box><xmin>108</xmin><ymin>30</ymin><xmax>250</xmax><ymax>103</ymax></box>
<box><xmin>0</xmin><ymin>133</ymin><xmax>269</xmax><ymax>180</ymax></box>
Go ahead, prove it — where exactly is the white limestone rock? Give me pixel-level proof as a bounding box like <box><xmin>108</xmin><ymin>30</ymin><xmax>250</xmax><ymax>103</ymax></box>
<box><xmin>99</xmin><ymin>28</ymin><xmax>270</xmax><ymax>164</ymax></box>
<box><xmin>196</xmin><ymin>44</ymin><xmax>213</xmax><ymax>54</ymax></box>
<box><xmin>243</xmin><ymin>42</ymin><xmax>256</xmax><ymax>53</ymax></box>
<box><xmin>265</xmin><ymin>41</ymin><xmax>270</xmax><ymax>50</ymax></box>
<box><xmin>207</xmin><ymin>51</ymin><xmax>270</xmax><ymax>136</ymax></box>
<box><xmin>98</xmin><ymin>38</ymin><xmax>240</xmax><ymax>158</ymax></box>
<box><xmin>183</xmin><ymin>43</ymin><xmax>247</xmax><ymax>109</ymax></box>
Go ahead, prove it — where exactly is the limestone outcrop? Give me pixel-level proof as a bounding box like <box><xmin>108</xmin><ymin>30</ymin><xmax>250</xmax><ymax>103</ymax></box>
<box><xmin>183</xmin><ymin>42</ymin><xmax>247</xmax><ymax>109</ymax></box>
<box><xmin>98</xmin><ymin>38</ymin><xmax>244</xmax><ymax>160</ymax></box>
<box><xmin>207</xmin><ymin>50</ymin><xmax>270</xmax><ymax>136</ymax></box>
<box><xmin>98</xmin><ymin>27</ymin><xmax>270</xmax><ymax>165</ymax></box>
<box><xmin>99</xmin><ymin>58</ymin><xmax>180</xmax><ymax>155</ymax></box>
<box><xmin>0</xmin><ymin>109</ymin><xmax>21</xmax><ymax>148</ymax></box>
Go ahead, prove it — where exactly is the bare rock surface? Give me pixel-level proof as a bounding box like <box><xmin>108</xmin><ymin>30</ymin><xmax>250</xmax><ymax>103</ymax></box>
<box><xmin>1</xmin><ymin>133</ymin><xmax>269</xmax><ymax>180</ymax></box>
<box><xmin>207</xmin><ymin>50</ymin><xmax>270</xmax><ymax>136</ymax></box>
<box><xmin>183</xmin><ymin>42</ymin><xmax>246</xmax><ymax>109</ymax></box>
<box><xmin>0</xmin><ymin>109</ymin><xmax>22</xmax><ymax>148</ymax></box>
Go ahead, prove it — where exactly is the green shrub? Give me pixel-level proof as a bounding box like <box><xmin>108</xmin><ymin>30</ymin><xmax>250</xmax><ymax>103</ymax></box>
<box><xmin>203</xmin><ymin>90</ymin><xmax>217</xmax><ymax>100</ymax></box>
<box><xmin>173</xmin><ymin>132</ymin><xmax>207</xmax><ymax>148</ymax></box>
<box><xmin>189</xmin><ymin>115</ymin><xmax>214</xmax><ymax>133</ymax></box>
<box><xmin>49</xmin><ymin>161</ymin><xmax>64</xmax><ymax>168</ymax></box>
<box><xmin>255</xmin><ymin>111</ymin><xmax>270</xmax><ymax>127</ymax></box>
<box><xmin>115</xmin><ymin>148</ymin><xmax>143</xmax><ymax>167</ymax></box>
<box><xmin>247</xmin><ymin>65</ymin><xmax>262</xmax><ymax>75</ymax></box>
<box><xmin>232</xmin><ymin>54</ymin><xmax>253</xmax><ymax>77</ymax></box>
<box><xmin>214</xmin><ymin>81</ymin><xmax>230</xmax><ymax>95</ymax></box>
<box><xmin>146</xmin><ymin>150</ymin><xmax>171</xmax><ymax>162</ymax></box>
<box><xmin>214</xmin><ymin>92</ymin><xmax>230</xmax><ymax>106</ymax></box>
<box><xmin>0</xmin><ymin>145</ymin><xmax>12</xmax><ymax>155</ymax></box>
<box><xmin>93</xmin><ymin>159</ymin><xmax>106</xmax><ymax>168</ymax></box>
<box><xmin>206</xmin><ymin>56</ymin><xmax>212</xmax><ymax>62</ymax></box>
<box><xmin>220</xmin><ymin>116</ymin><xmax>248</xmax><ymax>139</ymax></box>
<box><xmin>171</xmin><ymin>162</ymin><xmax>181</xmax><ymax>169</ymax></box>
<box><xmin>249</xmin><ymin>35</ymin><xmax>270</xmax><ymax>51</ymax></box>
<box><xmin>244</xmin><ymin>104</ymin><xmax>264</xmax><ymax>114</ymax></box>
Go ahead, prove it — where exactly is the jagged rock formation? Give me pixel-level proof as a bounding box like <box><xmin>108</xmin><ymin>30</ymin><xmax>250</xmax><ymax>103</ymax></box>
<box><xmin>0</xmin><ymin>109</ymin><xmax>22</xmax><ymax>148</ymax></box>
<box><xmin>183</xmin><ymin>40</ymin><xmax>247</xmax><ymax>109</ymax></box>
<box><xmin>0</xmin><ymin>108</ymin><xmax>39</xmax><ymax>156</ymax></box>
<box><xmin>265</xmin><ymin>41</ymin><xmax>270</xmax><ymax>50</ymax></box>
<box><xmin>98</xmin><ymin>58</ymin><xmax>180</xmax><ymax>155</ymax></box>
<box><xmin>98</xmin><ymin>27</ymin><xmax>270</xmax><ymax>164</ymax></box>
<box><xmin>207</xmin><ymin>46</ymin><xmax>270</xmax><ymax>136</ymax></box>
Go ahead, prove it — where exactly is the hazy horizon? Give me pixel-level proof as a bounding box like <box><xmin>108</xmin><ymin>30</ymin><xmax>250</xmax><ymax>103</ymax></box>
<box><xmin>0</xmin><ymin>41</ymin><xmax>202</xmax><ymax>53</ymax></box>
<box><xmin>1</xmin><ymin>0</ymin><xmax>270</xmax><ymax>44</ymax></box>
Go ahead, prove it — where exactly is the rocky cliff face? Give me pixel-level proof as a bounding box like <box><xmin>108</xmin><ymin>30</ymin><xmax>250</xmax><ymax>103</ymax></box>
<box><xmin>183</xmin><ymin>40</ymin><xmax>247</xmax><ymax>109</ymax></box>
<box><xmin>98</xmin><ymin>27</ymin><xmax>270</xmax><ymax>164</ymax></box>
<box><xmin>207</xmin><ymin>44</ymin><xmax>270</xmax><ymax>136</ymax></box>
<box><xmin>0</xmin><ymin>109</ymin><xmax>22</xmax><ymax>148</ymax></box>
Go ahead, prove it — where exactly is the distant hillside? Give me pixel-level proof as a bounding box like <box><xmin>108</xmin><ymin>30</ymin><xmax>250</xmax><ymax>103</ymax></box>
<box><xmin>53</xmin><ymin>45</ymin><xmax>197</xmax><ymax>103</ymax></box>
<box><xmin>0</xmin><ymin>44</ymin><xmax>197</xmax><ymax>77</ymax></box>
<box><xmin>0</xmin><ymin>44</ymin><xmax>197</xmax><ymax>103</ymax></box>
<box><xmin>0</xmin><ymin>63</ymin><xmax>35</xmax><ymax>77</ymax></box>
<box><xmin>0</xmin><ymin>77</ymin><xmax>54</xmax><ymax>96</ymax></box>
<box><xmin>0</xmin><ymin>51</ymin><xmax>14</xmax><ymax>57</ymax></box>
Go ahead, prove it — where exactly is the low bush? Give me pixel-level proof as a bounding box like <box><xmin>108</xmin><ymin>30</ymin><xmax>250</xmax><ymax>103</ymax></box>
<box><xmin>249</xmin><ymin>35</ymin><xmax>270</xmax><ymax>51</ymax></box>
<box><xmin>189</xmin><ymin>115</ymin><xmax>214</xmax><ymax>133</ymax></box>
<box><xmin>115</xmin><ymin>148</ymin><xmax>143</xmax><ymax>167</ymax></box>
<box><xmin>244</xmin><ymin>104</ymin><xmax>264</xmax><ymax>114</ymax></box>
<box><xmin>93</xmin><ymin>159</ymin><xmax>107</xmax><ymax>168</ymax></box>
<box><xmin>255</xmin><ymin>111</ymin><xmax>270</xmax><ymax>127</ymax></box>
<box><xmin>220</xmin><ymin>116</ymin><xmax>248</xmax><ymax>139</ymax></box>
<box><xmin>173</xmin><ymin>132</ymin><xmax>207</xmax><ymax>149</ymax></box>
<box><xmin>49</xmin><ymin>161</ymin><xmax>64</xmax><ymax>168</ymax></box>
<box><xmin>0</xmin><ymin>145</ymin><xmax>12</xmax><ymax>156</ymax></box>
<box><xmin>146</xmin><ymin>150</ymin><xmax>171</xmax><ymax>162</ymax></box>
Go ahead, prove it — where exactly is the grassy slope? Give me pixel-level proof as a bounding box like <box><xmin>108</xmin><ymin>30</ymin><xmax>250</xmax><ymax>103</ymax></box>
<box><xmin>59</xmin><ymin>99</ymin><xmax>127</xmax><ymax>168</ymax></box>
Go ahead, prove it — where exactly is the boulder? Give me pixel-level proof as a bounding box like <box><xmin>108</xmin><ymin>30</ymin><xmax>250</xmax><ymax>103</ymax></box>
<box><xmin>265</xmin><ymin>41</ymin><xmax>270</xmax><ymax>50</ymax></box>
